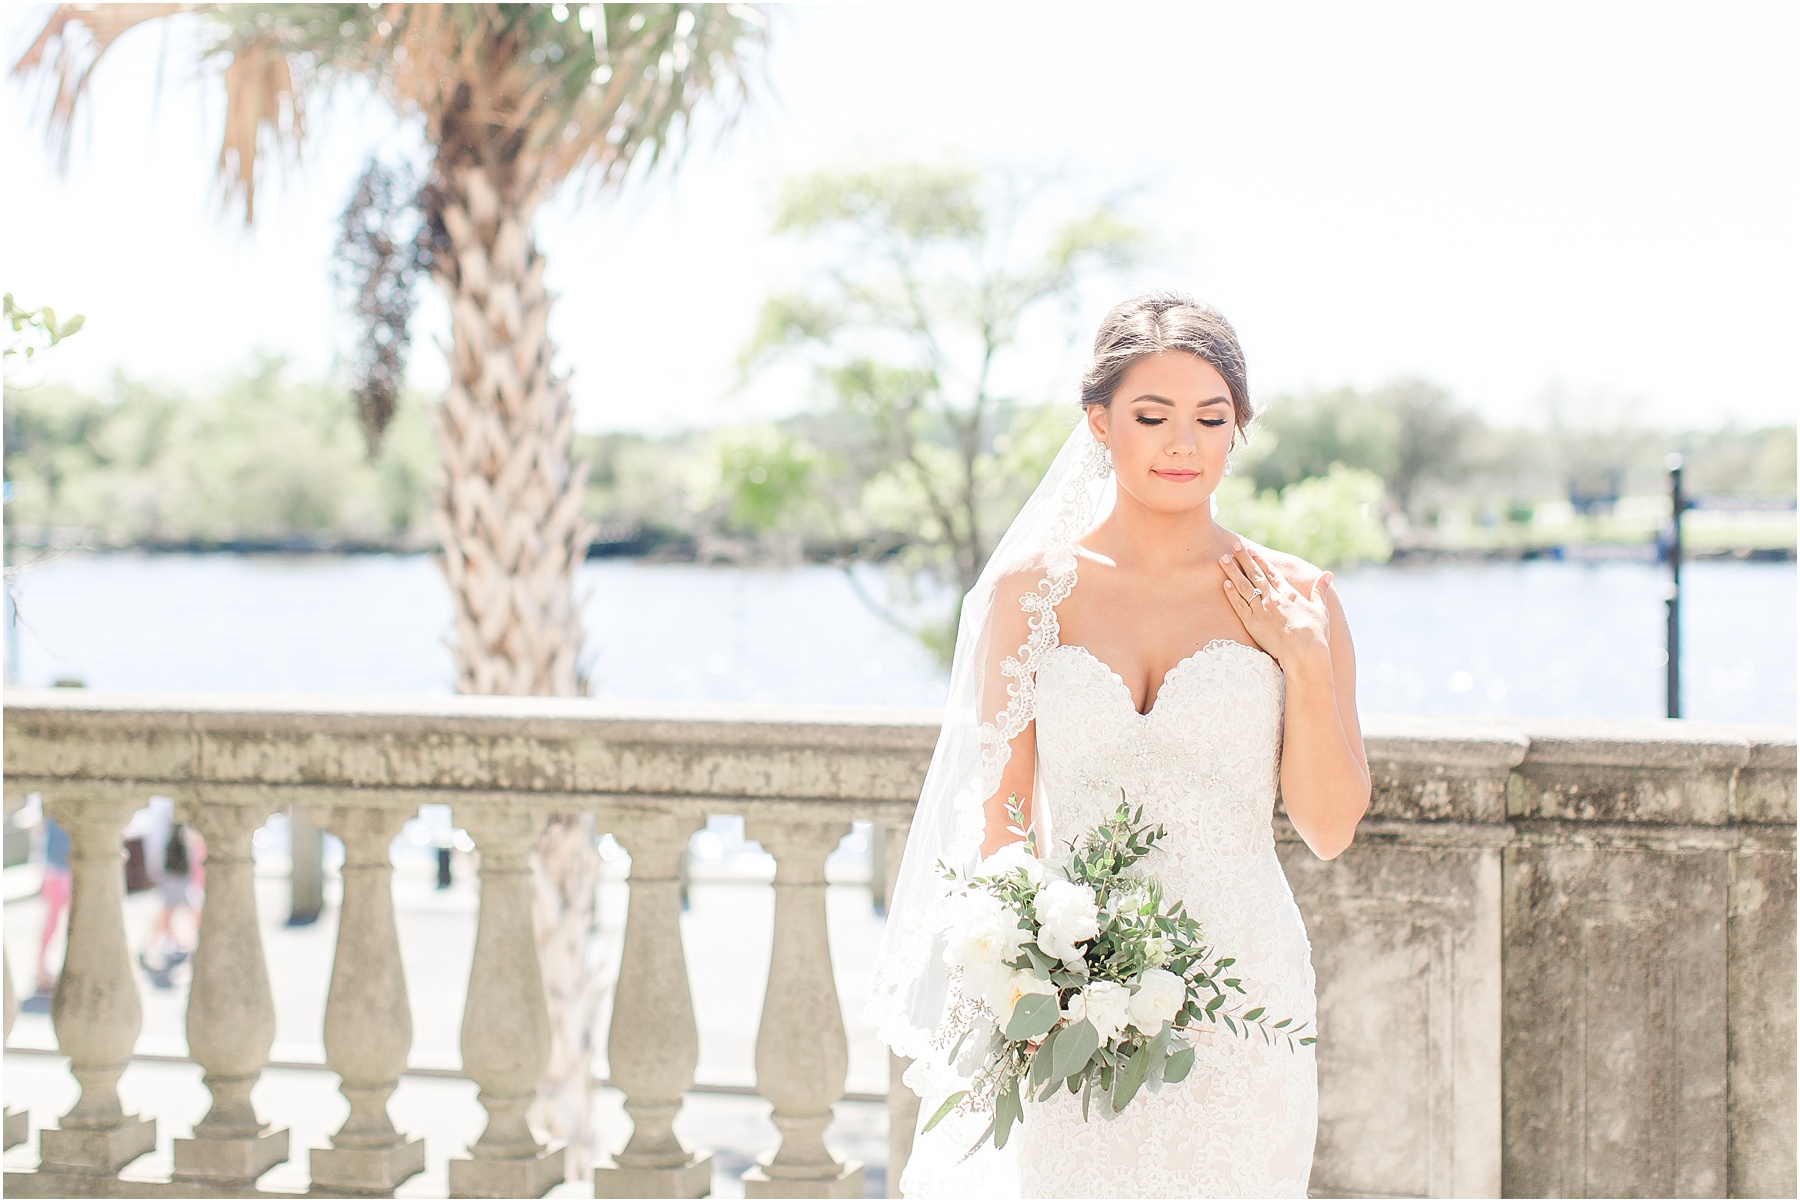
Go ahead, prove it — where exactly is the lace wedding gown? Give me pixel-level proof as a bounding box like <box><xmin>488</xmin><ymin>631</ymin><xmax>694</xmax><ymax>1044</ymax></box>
<box><xmin>1013</xmin><ymin>629</ymin><xmax>1319</xmax><ymax>1199</ymax></box>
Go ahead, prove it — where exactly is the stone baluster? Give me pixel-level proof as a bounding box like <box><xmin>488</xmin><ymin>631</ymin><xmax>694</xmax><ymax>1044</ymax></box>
<box><xmin>743</xmin><ymin>817</ymin><xmax>863</xmax><ymax>1199</ymax></box>
<box><xmin>310</xmin><ymin>804</ymin><xmax>425</xmax><ymax>1193</ymax></box>
<box><xmin>173</xmin><ymin>801</ymin><xmax>289</xmax><ymax>1183</ymax></box>
<box><xmin>4</xmin><ymin>793</ymin><xmax>25</xmax><ymax>1151</ymax></box>
<box><xmin>595</xmin><ymin>812</ymin><xmax>713</xmax><ymax>1199</ymax></box>
<box><xmin>38</xmin><ymin>795</ymin><xmax>156</xmax><ymax>1175</ymax></box>
<box><xmin>4</xmin><ymin>911</ymin><xmax>23</xmax><ymax>1150</ymax></box>
<box><xmin>881</xmin><ymin>821</ymin><xmax>917</xmax><ymax>1199</ymax></box>
<box><xmin>450</xmin><ymin>808</ymin><xmax>563</xmax><ymax>1198</ymax></box>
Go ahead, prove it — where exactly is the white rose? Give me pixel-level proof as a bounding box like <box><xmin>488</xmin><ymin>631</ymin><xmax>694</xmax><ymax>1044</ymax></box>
<box><xmin>978</xmin><ymin>841</ymin><xmax>1045</xmax><ymax>886</ymax></box>
<box><xmin>1034</xmin><ymin>879</ymin><xmax>1100</xmax><ymax>963</ymax></box>
<box><xmin>942</xmin><ymin>893</ymin><xmax>1028</xmax><ymax>972</ymax></box>
<box><xmin>1073</xmin><ymin>980</ymin><xmax>1132</xmax><ymax>1044</ymax></box>
<box><xmin>984</xmin><ymin>968</ymin><xmax>1056</xmax><ymax>1029</ymax></box>
<box><xmin>1127</xmin><ymin>968</ymin><xmax>1187</xmax><ymax>1033</ymax></box>
<box><xmin>956</xmin><ymin>957</ymin><xmax>1008</xmax><ymax>1011</ymax></box>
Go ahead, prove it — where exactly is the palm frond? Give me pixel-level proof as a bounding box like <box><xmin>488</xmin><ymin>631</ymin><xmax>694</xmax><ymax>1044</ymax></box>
<box><xmin>213</xmin><ymin>31</ymin><xmax>304</xmax><ymax>222</ymax></box>
<box><xmin>11</xmin><ymin>3</ymin><xmax>191</xmax><ymax>172</ymax></box>
<box><xmin>15</xmin><ymin>4</ymin><xmax>768</xmax><ymax>220</ymax></box>
<box><xmin>367</xmin><ymin>3</ymin><xmax>768</xmax><ymax>199</ymax></box>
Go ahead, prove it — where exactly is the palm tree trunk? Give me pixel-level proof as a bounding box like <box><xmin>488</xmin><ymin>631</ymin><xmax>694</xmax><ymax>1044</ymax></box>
<box><xmin>429</xmin><ymin>162</ymin><xmax>601</xmax><ymax>1175</ymax></box>
<box><xmin>431</xmin><ymin>164</ymin><xmax>593</xmax><ymax>697</ymax></box>
<box><xmin>529</xmin><ymin>812</ymin><xmax>607</xmax><ymax>1179</ymax></box>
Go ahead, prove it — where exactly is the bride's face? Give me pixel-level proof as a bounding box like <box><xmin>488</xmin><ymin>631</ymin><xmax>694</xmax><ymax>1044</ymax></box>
<box><xmin>1087</xmin><ymin>351</ymin><xmax>1236</xmax><ymax>514</ymax></box>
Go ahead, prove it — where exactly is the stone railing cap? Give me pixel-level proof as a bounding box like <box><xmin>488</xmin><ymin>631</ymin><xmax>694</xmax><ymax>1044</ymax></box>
<box><xmin>1360</xmin><ymin>714</ymin><xmax>1530</xmax><ymax>770</ymax></box>
<box><xmin>1516</xmin><ymin>718</ymin><xmax>1792</xmax><ymax>769</ymax></box>
<box><xmin>3</xmin><ymin>688</ymin><xmax>946</xmax><ymax>751</ymax></box>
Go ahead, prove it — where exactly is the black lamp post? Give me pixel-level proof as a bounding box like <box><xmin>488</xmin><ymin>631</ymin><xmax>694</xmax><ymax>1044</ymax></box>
<box><xmin>1664</xmin><ymin>453</ymin><xmax>1685</xmax><ymax>719</ymax></box>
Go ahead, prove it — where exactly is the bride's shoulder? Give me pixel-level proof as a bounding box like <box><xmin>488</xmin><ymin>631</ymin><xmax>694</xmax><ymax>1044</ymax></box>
<box><xmin>985</xmin><ymin>552</ymin><xmax>1056</xmax><ymax>603</ymax></box>
<box><xmin>1235</xmin><ymin>537</ymin><xmax>1330</xmax><ymax>594</ymax></box>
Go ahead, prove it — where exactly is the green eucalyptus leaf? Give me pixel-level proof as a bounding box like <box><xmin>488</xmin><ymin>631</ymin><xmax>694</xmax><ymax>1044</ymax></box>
<box><xmin>994</xmin><ymin>1081</ymin><xmax>1021</xmax><ymax>1149</ymax></box>
<box><xmin>1005</xmin><ymin>993</ymin><xmax>1060</xmax><ymax>1041</ymax></box>
<box><xmin>1030</xmin><ymin>1026</ymin><xmax>1061</xmax><ymax>1087</ymax></box>
<box><xmin>922</xmin><ymin>1089</ymin><xmax>967</xmax><ymax>1133</ymax></box>
<box><xmin>1164</xmin><ymin>1044</ymin><xmax>1196</xmax><ymax>1083</ymax></box>
<box><xmin>1047</xmin><ymin>1018</ymin><xmax>1099</xmax><ymax>1082</ymax></box>
<box><xmin>1112</xmin><ymin>1042</ymin><xmax>1152</xmax><ymax>1111</ymax></box>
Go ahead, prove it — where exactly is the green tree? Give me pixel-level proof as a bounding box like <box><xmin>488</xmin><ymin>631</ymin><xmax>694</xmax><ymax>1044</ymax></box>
<box><xmin>1379</xmin><ymin>376</ymin><xmax>1480</xmax><ymax>517</ymax></box>
<box><xmin>1680</xmin><ymin>425</ymin><xmax>1797</xmax><ymax>498</ymax></box>
<box><xmin>1214</xmin><ymin>466</ymin><xmax>1392</xmax><ymax>568</ymax></box>
<box><xmin>1239</xmin><ymin>376</ymin><xmax>1478</xmax><ymax>520</ymax></box>
<box><xmin>740</xmin><ymin>161</ymin><xmax>1142</xmax><ymax>657</ymax></box>
<box><xmin>3</xmin><ymin>360</ymin><xmax>439</xmax><ymax>550</ymax></box>
<box><xmin>15</xmin><ymin>1</ymin><xmax>765</xmax><ymax>1168</ymax></box>
<box><xmin>1239</xmin><ymin>385</ymin><xmax>1398</xmax><ymax>497</ymax></box>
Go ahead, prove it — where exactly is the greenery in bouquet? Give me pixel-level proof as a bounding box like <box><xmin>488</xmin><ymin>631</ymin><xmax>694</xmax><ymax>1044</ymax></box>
<box><xmin>926</xmin><ymin>794</ymin><xmax>1313</xmax><ymax>1154</ymax></box>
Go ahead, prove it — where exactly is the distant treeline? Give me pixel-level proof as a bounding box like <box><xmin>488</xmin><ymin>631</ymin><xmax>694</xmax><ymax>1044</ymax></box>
<box><xmin>4</xmin><ymin>357</ymin><xmax>1793</xmax><ymax>561</ymax></box>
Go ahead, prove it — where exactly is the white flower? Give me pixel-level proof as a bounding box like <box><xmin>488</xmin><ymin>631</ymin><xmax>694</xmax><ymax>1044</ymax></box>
<box><xmin>978</xmin><ymin>841</ymin><xmax>1044</xmax><ymax>886</ymax></box>
<box><xmin>957</xmin><ymin>958</ymin><xmax>1011</xmax><ymax>1010</ymax></box>
<box><xmin>1127</xmin><ymin>968</ymin><xmax>1187</xmax><ymax>1032</ymax></box>
<box><xmin>942</xmin><ymin>892</ymin><xmax>1028</xmax><ymax>972</ymax></box>
<box><xmin>1114</xmin><ymin>883</ymin><xmax>1152</xmax><ymax>915</ymax></box>
<box><xmin>984</xmin><ymin>969</ymin><xmax>1056</xmax><ymax>1028</ymax></box>
<box><xmin>1143</xmin><ymin>935</ymin><xmax>1175</xmax><ymax>968</ymax></box>
<box><xmin>1068</xmin><ymin>979</ymin><xmax>1132</xmax><ymax>1044</ymax></box>
<box><xmin>1034</xmin><ymin>879</ymin><xmax>1100</xmax><ymax>962</ymax></box>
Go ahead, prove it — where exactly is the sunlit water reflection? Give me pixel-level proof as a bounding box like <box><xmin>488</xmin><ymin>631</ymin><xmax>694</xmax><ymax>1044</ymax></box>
<box><xmin>6</xmin><ymin>552</ymin><xmax>1793</xmax><ymax>724</ymax></box>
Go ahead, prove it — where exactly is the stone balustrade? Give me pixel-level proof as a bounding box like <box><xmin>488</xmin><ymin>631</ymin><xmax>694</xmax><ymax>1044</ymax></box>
<box><xmin>2</xmin><ymin>690</ymin><xmax>1793</xmax><ymax>1199</ymax></box>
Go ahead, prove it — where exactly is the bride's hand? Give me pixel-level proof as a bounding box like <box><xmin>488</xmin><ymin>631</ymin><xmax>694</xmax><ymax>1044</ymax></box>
<box><xmin>1219</xmin><ymin>543</ymin><xmax>1332</xmax><ymax>671</ymax></box>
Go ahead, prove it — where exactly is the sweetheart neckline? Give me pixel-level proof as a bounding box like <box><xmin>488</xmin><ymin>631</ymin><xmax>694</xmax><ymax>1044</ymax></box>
<box><xmin>1049</xmin><ymin>639</ymin><xmax>1278</xmax><ymax>719</ymax></box>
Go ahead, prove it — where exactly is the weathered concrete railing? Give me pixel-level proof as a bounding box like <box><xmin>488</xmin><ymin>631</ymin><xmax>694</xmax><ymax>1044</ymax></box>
<box><xmin>3</xmin><ymin>692</ymin><xmax>929</xmax><ymax>1199</ymax></box>
<box><xmin>1281</xmin><ymin>717</ymin><xmax>1794</xmax><ymax>1199</ymax></box>
<box><xmin>2</xmin><ymin>691</ymin><xmax>1794</xmax><ymax>1199</ymax></box>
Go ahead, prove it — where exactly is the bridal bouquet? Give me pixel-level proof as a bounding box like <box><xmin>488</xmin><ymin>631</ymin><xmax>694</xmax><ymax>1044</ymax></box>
<box><xmin>925</xmin><ymin>795</ymin><xmax>1314</xmax><ymax>1154</ymax></box>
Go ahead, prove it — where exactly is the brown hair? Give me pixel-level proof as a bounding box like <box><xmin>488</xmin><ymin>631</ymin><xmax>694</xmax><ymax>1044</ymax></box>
<box><xmin>1079</xmin><ymin>292</ymin><xmax>1252</xmax><ymax>437</ymax></box>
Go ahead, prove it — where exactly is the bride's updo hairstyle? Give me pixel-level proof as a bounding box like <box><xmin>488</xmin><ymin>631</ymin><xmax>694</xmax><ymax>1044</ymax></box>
<box><xmin>1079</xmin><ymin>291</ymin><xmax>1253</xmax><ymax>437</ymax></box>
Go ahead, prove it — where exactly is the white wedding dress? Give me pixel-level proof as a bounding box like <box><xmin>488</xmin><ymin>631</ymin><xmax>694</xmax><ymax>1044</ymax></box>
<box><xmin>1013</xmin><ymin>625</ymin><xmax>1319</xmax><ymax>1198</ymax></box>
<box><xmin>872</xmin><ymin>421</ymin><xmax>1321</xmax><ymax>1200</ymax></box>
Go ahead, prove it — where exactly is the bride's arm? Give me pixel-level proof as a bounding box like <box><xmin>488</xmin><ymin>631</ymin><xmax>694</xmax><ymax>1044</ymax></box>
<box><xmin>976</xmin><ymin>566</ymin><xmax>1042</xmax><ymax>858</ymax></box>
<box><xmin>1220</xmin><ymin>543</ymin><xmax>1370</xmax><ymax>860</ymax></box>
<box><xmin>982</xmin><ymin>723</ymin><xmax>1038</xmax><ymax>857</ymax></box>
<box><xmin>1275</xmin><ymin>580</ymin><xmax>1370</xmax><ymax>860</ymax></box>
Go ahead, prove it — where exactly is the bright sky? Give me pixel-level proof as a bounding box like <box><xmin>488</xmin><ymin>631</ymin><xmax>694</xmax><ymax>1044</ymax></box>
<box><xmin>4</xmin><ymin>2</ymin><xmax>1796</xmax><ymax>435</ymax></box>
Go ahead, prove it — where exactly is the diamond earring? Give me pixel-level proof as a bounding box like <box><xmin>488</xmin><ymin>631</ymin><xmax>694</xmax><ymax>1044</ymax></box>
<box><xmin>1224</xmin><ymin>456</ymin><xmax>1233</xmax><ymax>477</ymax></box>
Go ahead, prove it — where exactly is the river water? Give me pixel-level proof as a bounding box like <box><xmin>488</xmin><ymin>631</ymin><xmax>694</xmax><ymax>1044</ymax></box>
<box><xmin>4</xmin><ymin>552</ymin><xmax>1793</xmax><ymax>724</ymax></box>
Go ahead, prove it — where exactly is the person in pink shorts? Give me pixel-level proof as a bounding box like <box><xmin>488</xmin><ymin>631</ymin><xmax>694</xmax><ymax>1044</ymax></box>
<box><xmin>35</xmin><ymin>817</ymin><xmax>71</xmax><ymax>994</ymax></box>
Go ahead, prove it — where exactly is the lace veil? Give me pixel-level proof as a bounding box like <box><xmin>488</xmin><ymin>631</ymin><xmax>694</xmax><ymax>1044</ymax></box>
<box><xmin>866</xmin><ymin>415</ymin><xmax>1122</xmax><ymax>1195</ymax></box>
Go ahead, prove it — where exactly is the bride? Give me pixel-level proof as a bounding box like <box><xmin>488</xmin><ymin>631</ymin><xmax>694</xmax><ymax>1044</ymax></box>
<box><xmin>868</xmin><ymin>292</ymin><xmax>1371</xmax><ymax>1198</ymax></box>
